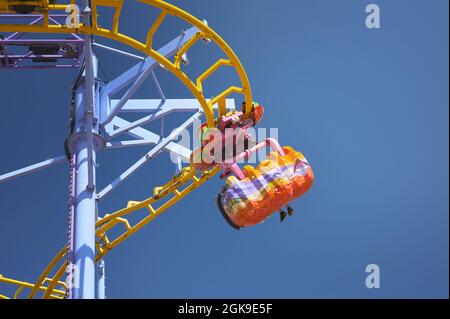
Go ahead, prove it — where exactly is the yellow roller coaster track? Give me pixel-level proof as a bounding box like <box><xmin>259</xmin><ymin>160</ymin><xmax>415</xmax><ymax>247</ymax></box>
<box><xmin>0</xmin><ymin>0</ymin><xmax>252</xmax><ymax>299</ymax></box>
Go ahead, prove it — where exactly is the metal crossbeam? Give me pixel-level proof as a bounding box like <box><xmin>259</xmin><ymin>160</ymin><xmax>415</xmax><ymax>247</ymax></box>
<box><xmin>106</xmin><ymin>139</ymin><xmax>162</xmax><ymax>149</ymax></box>
<box><xmin>109</xmin><ymin>98</ymin><xmax>236</xmax><ymax>113</ymax></box>
<box><xmin>93</xmin><ymin>42</ymin><xmax>145</xmax><ymax>61</ymax></box>
<box><xmin>103</xmin><ymin>99</ymin><xmax>236</xmax><ymax>139</ymax></box>
<box><xmin>106</xmin><ymin>116</ymin><xmax>192</xmax><ymax>160</ymax></box>
<box><xmin>107</xmin><ymin>109</ymin><xmax>172</xmax><ymax>138</ymax></box>
<box><xmin>97</xmin><ymin>111</ymin><xmax>202</xmax><ymax>200</ymax></box>
<box><xmin>0</xmin><ymin>155</ymin><xmax>66</xmax><ymax>184</ymax></box>
<box><xmin>100</xmin><ymin>27</ymin><xmax>200</xmax><ymax>125</ymax></box>
<box><xmin>0</xmin><ymin>14</ymin><xmax>84</xmax><ymax>69</ymax></box>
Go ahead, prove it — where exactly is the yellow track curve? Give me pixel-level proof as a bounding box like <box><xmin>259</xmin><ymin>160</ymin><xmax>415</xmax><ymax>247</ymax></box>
<box><xmin>0</xmin><ymin>0</ymin><xmax>253</xmax><ymax>298</ymax></box>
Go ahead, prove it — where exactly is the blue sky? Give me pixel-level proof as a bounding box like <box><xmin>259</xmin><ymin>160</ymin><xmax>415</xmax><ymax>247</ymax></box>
<box><xmin>0</xmin><ymin>0</ymin><xmax>448</xmax><ymax>298</ymax></box>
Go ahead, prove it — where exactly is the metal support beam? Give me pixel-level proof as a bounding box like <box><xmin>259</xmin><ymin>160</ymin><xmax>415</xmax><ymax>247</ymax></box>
<box><xmin>107</xmin><ymin>109</ymin><xmax>172</xmax><ymax>138</ymax></box>
<box><xmin>97</xmin><ymin>112</ymin><xmax>202</xmax><ymax>200</ymax></box>
<box><xmin>104</xmin><ymin>61</ymin><xmax>155</xmax><ymax>126</ymax></box>
<box><xmin>99</xmin><ymin>27</ymin><xmax>200</xmax><ymax>124</ymax></box>
<box><xmin>106</xmin><ymin>116</ymin><xmax>192</xmax><ymax>160</ymax></box>
<box><xmin>96</xmin><ymin>259</ymin><xmax>106</xmax><ymax>299</ymax></box>
<box><xmin>0</xmin><ymin>156</ymin><xmax>66</xmax><ymax>184</ymax></box>
<box><xmin>106</xmin><ymin>139</ymin><xmax>164</xmax><ymax>149</ymax></box>
<box><xmin>93</xmin><ymin>42</ymin><xmax>145</xmax><ymax>61</ymax></box>
<box><xmin>109</xmin><ymin>98</ymin><xmax>236</xmax><ymax>113</ymax></box>
<box><xmin>71</xmin><ymin>2</ymin><xmax>98</xmax><ymax>299</ymax></box>
<box><xmin>103</xmin><ymin>99</ymin><xmax>235</xmax><ymax>139</ymax></box>
<box><xmin>72</xmin><ymin>138</ymin><xmax>97</xmax><ymax>299</ymax></box>
<box><xmin>83</xmin><ymin>5</ymin><xmax>97</xmax><ymax>192</ymax></box>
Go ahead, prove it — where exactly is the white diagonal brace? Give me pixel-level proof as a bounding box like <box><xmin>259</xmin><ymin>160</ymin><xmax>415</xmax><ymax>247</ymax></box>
<box><xmin>100</xmin><ymin>27</ymin><xmax>200</xmax><ymax>125</ymax></box>
<box><xmin>106</xmin><ymin>139</ymin><xmax>159</xmax><ymax>149</ymax></box>
<box><xmin>104</xmin><ymin>98</ymin><xmax>236</xmax><ymax>139</ymax></box>
<box><xmin>109</xmin><ymin>98</ymin><xmax>236</xmax><ymax>113</ymax></box>
<box><xmin>107</xmin><ymin>116</ymin><xmax>192</xmax><ymax>160</ymax></box>
<box><xmin>107</xmin><ymin>108</ymin><xmax>171</xmax><ymax>138</ymax></box>
<box><xmin>97</xmin><ymin>112</ymin><xmax>202</xmax><ymax>200</ymax></box>
<box><xmin>0</xmin><ymin>155</ymin><xmax>67</xmax><ymax>184</ymax></box>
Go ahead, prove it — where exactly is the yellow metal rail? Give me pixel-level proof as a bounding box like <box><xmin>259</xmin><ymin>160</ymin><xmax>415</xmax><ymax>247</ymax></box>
<box><xmin>0</xmin><ymin>165</ymin><xmax>220</xmax><ymax>299</ymax></box>
<box><xmin>0</xmin><ymin>274</ymin><xmax>66</xmax><ymax>299</ymax></box>
<box><xmin>0</xmin><ymin>0</ymin><xmax>253</xmax><ymax>126</ymax></box>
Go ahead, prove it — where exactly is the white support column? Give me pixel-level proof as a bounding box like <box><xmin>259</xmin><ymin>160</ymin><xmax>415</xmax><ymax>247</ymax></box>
<box><xmin>71</xmin><ymin>1</ymin><xmax>99</xmax><ymax>299</ymax></box>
